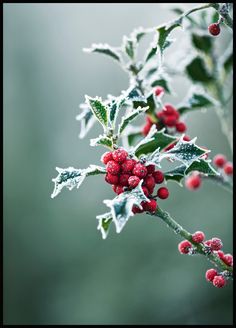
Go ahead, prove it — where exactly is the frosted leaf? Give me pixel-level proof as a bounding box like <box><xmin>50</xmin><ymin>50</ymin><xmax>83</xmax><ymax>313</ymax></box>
<box><xmin>90</xmin><ymin>135</ymin><xmax>113</xmax><ymax>148</ymax></box>
<box><xmin>96</xmin><ymin>212</ymin><xmax>113</xmax><ymax>239</ymax></box>
<box><xmin>85</xmin><ymin>96</ymin><xmax>108</xmax><ymax>129</ymax></box>
<box><xmin>76</xmin><ymin>104</ymin><xmax>96</xmax><ymax>139</ymax></box>
<box><xmin>83</xmin><ymin>43</ymin><xmax>121</xmax><ymax>62</ymax></box>
<box><xmin>118</xmin><ymin>106</ymin><xmax>149</xmax><ymax>135</ymax></box>
<box><xmin>51</xmin><ymin>165</ymin><xmax>106</xmax><ymax>199</ymax></box>
<box><xmin>122</xmin><ymin>35</ymin><xmax>136</xmax><ymax>60</ymax></box>
<box><xmin>133</xmin><ymin>125</ymin><xmax>157</xmax><ymax>154</ymax></box>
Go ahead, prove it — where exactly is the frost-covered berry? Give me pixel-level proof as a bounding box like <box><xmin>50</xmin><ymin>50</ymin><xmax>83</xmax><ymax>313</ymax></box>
<box><xmin>208</xmin><ymin>23</ymin><xmax>221</xmax><ymax>36</ymax></box>
<box><xmin>128</xmin><ymin>175</ymin><xmax>140</xmax><ymax>188</ymax></box>
<box><xmin>216</xmin><ymin>250</ymin><xmax>225</xmax><ymax>259</ymax></box>
<box><xmin>112</xmin><ymin>148</ymin><xmax>128</xmax><ymax>163</ymax></box>
<box><xmin>185</xmin><ymin>174</ymin><xmax>201</xmax><ymax>190</ymax></box>
<box><xmin>119</xmin><ymin>174</ymin><xmax>130</xmax><ymax>187</ymax></box>
<box><xmin>106</xmin><ymin>160</ymin><xmax>120</xmax><ymax>175</ymax></box>
<box><xmin>101</xmin><ymin>151</ymin><xmax>113</xmax><ymax>164</ymax></box>
<box><xmin>178</xmin><ymin>240</ymin><xmax>192</xmax><ymax>254</ymax></box>
<box><xmin>121</xmin><ymin>159</ymin><xmax>136</xmax><ymax>173</ymax></box>
<box><xmin>133</xmin><ymin>163</ymin><xmax>148</xmax><ymax>178</ymax></box>
<box><xmin>183</xmin><ymin>135</ymin><xmax>191</xmax><ymax>141</ymax></box>
<box><xmin>192</xmin><ymin>231</ymin><xmax>205</xmax><ymax>243</ymax></box>
<box><xmin>132</xmin><ymin>204</ymin><xmax>144</xmax><ymax>214</ymax></box>
<box><xmin>163</xmin><ymin>104</ymin><xmax>176</xmax><ymax>116</ymax></box>
<box><xmin>114</xmin><ymin>185</ymin><xmax>124</xmax><ymax>195</ymax></box>
<box><xmin>222</xmin><ymin>254</ymin><xmax>233</xmax><ymax>267</ymax></box>
<box><xmin>223</xmin><ymin>162</ymin><xmax>233</xmax><ymax>175</ymax></box>
<box><xmin>175</xmin><ymin>121</ymin><xmax>187</xmax><ymax>133</ymax></box>
<box><xmin>153</xmin><ymin>170</ymin><xmax>164</xmax><ymax>184</ymax></box>
<box><xmin>163</xmin><ymin>115</ymin><xmax>177</xmax><ymax>127</ymax></box>
<box><xmin>212</xmin><ymin>275</ymin><xmax>226</xmax><ymax>288</ymax></box>
<box><xmin>205</xmin><ymin>268</ymin><xmax>218</xmax><ymax>282</ymax></box>
<box><xmin>142</xmin><ymin>122</ymin><xmax>152</xmax><ymax>136</ymax></box>
<box><xmin>144</xmin><ymin>175</ymin><xmax>156</xmax><ymax>191</ymax></box>
<box><xmin>146</xmin><ymin>164</ymin><xmax>155</xmax><ymax>174</ymax></box>
<box><xmin>154</xmin><ymin>86</ymin><xmax>165</xmax><ymax>97</ymax></box>
<box><xmin>210</xmin><ymin>238</ymin><xmax>223</xmax><ymax>251</ymax></box>
<box><xmin>142</xmin><ymin>186</ymin><xmax>149</xmax><ymax>197</ymax></box>
<box><xmin>105</xmin><ymin>173</ymin><xmax>119</xmax><ymax>185</ymax></box>
<box><xmin>157</xmin><ymin>187</ymin><xmax>169</xmax><ymax>199</ymax></box>
<box><xmin>213</xmin><ymin>154</ymin><xmax>227</xmax><ymax>168</ymax></box>
<box><xmin>142</xmin><ymin>199</ymin><xmax>157</xmax><ymax>213</ymax></box>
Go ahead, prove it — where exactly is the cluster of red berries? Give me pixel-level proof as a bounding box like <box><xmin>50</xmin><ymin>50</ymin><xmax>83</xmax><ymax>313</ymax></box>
<box><xmin>178</xmin><ymin>232</ymin><xmax>233</xmax><ymax>288</ymax></box>
<box><xmin>142</xmin><ymin>87</ymin><xmax>187</xmax><ymax>137</ymax></box>
<box><xmin>208</xmin><ymin>23</ymin><xmax>221</xmax><ymax>36</ymax></box>
<box><xmin>213</xmin><ymin>154</ymin><xmax>233</xmax><ymax>175</ymax></box>
<box><xmin>101</xmin><ymin>148</ymin><xmax>170</xmax><ymax>214</ymax></box>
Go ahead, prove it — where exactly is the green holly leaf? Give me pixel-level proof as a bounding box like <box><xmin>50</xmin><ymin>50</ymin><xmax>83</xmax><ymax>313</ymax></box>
<box><xmin>51</xmin><ymin>165</ymin><xmax>106</xmax><ymax>199</ymax></box>
<box><xmin>145</xmin><ymin>45</ymin><xmax>158</xmax><ymax>62</ymax></box>
<box><xmin>164</xmin><ymin>165</ymin><xmax>185</xmax><ymax>185</ymax></box>
<box><xmin>85</xmin><ymin>96</ymin><xmax>108</xmax><ymax>129</ymax></box>
<box><xmin>191</xmin><ymin>33</ymin><xmax>213</xmax><ymax>54</ymax></box>
<box><xmin>185</xmin><ymin>159</ymin><xmax>219</xmax><ymax>176</ymax></box>
<box><xmin>123</xmin><ymin>36</ymin><xmax>136</xmax><ymax>60</ymax></box>
<box><xmin>177</xmin><ymin>89</ymin><xmax>217</xmax><ymax>115</ymax></box>
<box><xmin>223</xmin><ymin>53</ymin><xmax>233</xmax><ymax>73</ymax></box>
<box><xmin>151</xmin><ymin>77</ymin><xmax>172</xmax><ymax>94</ymax></box>
<box><xmin>135</xmin><ymin>126</ymin><xmax>177</xmax><ymax>157</ymax></box>
<box><xmin>96</xmin><ymin>212</ymin><xmax>113</xmax><ymax>239</ymax></box>
<box><xmin>103</xmin><ymin>180</ymin><xmax>149</xmax><ymax>234</ymax></box>
<box><xmin>83</xmin><ymin>43</ymin><xmax>121</xmax><ymax>62</ymax></box>
<box><xmin>185</xmin><ymin>56</ymin><xmax>213</xmax><ymax>83</ymax></box>
<box><xmin>76</xmin><ymin>104</ymin><xmax>96</xmax><ymax>139</ymax></box>
<box><xmin>118</xmin><ymin>106</ymin><xmax>149</xmax><ymax>136</ymax></box>
<box><xmin>157</xmin><ymin>19</ymin><xmax>182</xmax><ymax>56</ymax></box>
<box><xmin>131</xmin><ymin>26</ymin><xmax>155</xmax><ymax>42</ymax></box>
<box><xmin>90</xmin><ymin>135</ymin><xmax>113</xmax><ymax>149</ymax></box>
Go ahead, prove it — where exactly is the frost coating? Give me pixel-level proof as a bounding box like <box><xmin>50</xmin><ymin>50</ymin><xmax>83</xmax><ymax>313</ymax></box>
<box><xmin>118</xmin><ymin>106</ymin><xmax>149</xmax><ymax>135</ymax></box>
<box><xmin>76</xmin><ymin>105</ymin><xmax>96</xmax><ymax>139</ymax></box>
<box><xmin>96</xmin><ymin>212</ymin><xmax>113</xmax><ymax>239</ymax></box>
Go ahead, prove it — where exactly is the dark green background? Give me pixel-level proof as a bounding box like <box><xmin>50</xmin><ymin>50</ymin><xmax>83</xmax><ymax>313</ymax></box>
<box><xmin>4</xmin><ymin>3</ymin><xmax>233</xmax><ymax>325</ymax></box>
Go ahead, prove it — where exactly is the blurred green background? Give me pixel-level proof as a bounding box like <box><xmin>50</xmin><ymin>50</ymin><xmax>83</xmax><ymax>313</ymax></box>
<box><xmin>3</xmin><ymin>3</ymin><xmax>233</xmax><ymax>325</ymax></box>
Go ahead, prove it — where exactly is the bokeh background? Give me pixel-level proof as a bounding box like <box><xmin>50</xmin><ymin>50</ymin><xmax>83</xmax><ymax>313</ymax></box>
<box><xmin>3</xmin><ymin>3</ymin><xmax>233</xmax><ymax>325</ymax></box>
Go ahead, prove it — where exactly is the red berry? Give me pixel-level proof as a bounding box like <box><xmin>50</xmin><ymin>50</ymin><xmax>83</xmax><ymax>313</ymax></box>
<box><xmin>216</xmin><ymin>250</ymin><xmax>225</xmax><ymax>259</ymax></box>
<box><xmin>146</xmin><ymin>116</ymin><xmax>154</xmax><ymax>124</ymax></box>
<box><xmin>163</xmin><ymin>104</ymin><xmax>176</xmax><ymax>116</ymax></box>
<box><xmin>175</xmin><ymin>121</ymin><xmax>187</xmax><ymax>133</ymax></box>
<box><xmin>146</xmin><ymin>164</ymin><xmax>155</xmax><ymax>174</ymax></box>
<box><xmin>213</xmin><ymin>154</ymin><xmax>227</xmax><ymax>168</ymax></box>
<box><xmin>204</xmin><ymin>240</ymin><xmax>212</xmax><ymax>247</ymax></box>
<box><xmin>183</xmin><ymin>135</ymin><xmax>191</xmax><ymax>141</ymax></box>
<box><xmin>222</xmin><ymin>254</ymin><xmax>233</xmax><ymax>266</ymax></box>
<box><xmin>212</xmin><ymin>275</ymin><xmax>226</xmax><ymax>288</ymax></box>
<box><xmin>119</xmin><ymin>174</ymin><xmax>130</xmax><ymax>187</ymax></box>
<box><xmin>200</xmin><ymin>146</ymin><xmax>209</xmax><ymax>159</ymax></box>
<box><xmin>157</xmin><ymin>187</ymin><xmax>169</xmax><ymax>199</ymax></box>
<box><xmin>165</xmin><ymin>142</ymin><xmax>176</xmax><ymax>151</ymax></box>
<box><xmin>106</xmin><ymin>160</ymin><xmax>120</xmax><ymax>175</ymax></box>
<box><xmin>115</xmin><ymin>185</ymin><xmax>124</xmax><ymax>195</ymax></box>
<box><xmin>142</xmin><ymin>122</ymin><xmax>152</xmax><ymax>136</ymax></box>
<box><xmin>133</xmin><ymin>163</ymin><xmax>148</xmax><ymax>178</ymax></box>
<box><xmin>144</xmin><ymin>175</ymin><xmax>156</xmax><ymax>191</ymax></box>
<box><xmin>154</xmin><ymin>86</ymin><xmax>165</xmax><ymax>97</ymax></box>
<box><xmin>128</xmin><ymin>176</ymin><xmax>140</xmax><ymax>188</ymax></box>
<box><xmin>192</xmin><ymin>231</ymin><xmax>205</xmax><ymax>243</ymax></box>
<box><xmin>121</xmin><ymin>159</ymin><xmax>136</xmax><ymax>173</ymax></box>
<box><xmin>142</xmin><ymin>186</ymin><xmax>149</xmax><ymax>197</ymax></box>
<box><xmin>208</xmin><ymin>23</ymin><xmax>221</xmax><ymax>36</ymax></box>
<box><xmin>163</xmin><ymin>115</ymin><xmax>177</xmax><ymax>127</ymax></box>
<box><xmin>148</xmin><ymin>186</ymin><xmax>155</xmax><ymax>195</ymax></box>
<box><xmin>105</xmin><ymin>173</ymin><xmax>119</xmax><ymax>185</ymax></box>
<box><xmin>142</xmin><ymin>199</ymin><xmax>157</xmax><ymax>213</ymax></box>
<box><xmin>112</xmin><ymin>185</ymin><xmax>117</xmax><ymax>193</ymax></box>
<box><xmin>223</xmin><ymin>162</ymin><xmax>233</xmax><ymax>175</ymax></box>
<box><xmin>178</xmin><ymin>240</ymin><xmax>192</xmax><ymax>254</ymax></box>
<box><xmin>101</xmin><ymin>151</ymin><xmax>113</xmax><ymax>164</ymax></box>
<box><xmin>210</xmin><ymin>238</ymin><xmax>223</xmax><ymax>251</ymax></box>
<box><xmin>132</xmin><ymin>205</ymin><xmax>144</xmax><ymax>214</ymax></box>
<box><xmin>205</xmin><ymin>268</ymin><xmax>218</xmax><ymax>282</ymax></box>
<box><xmin>156</xmin><ymin>111</ymin><xmax>164</xmax><ymax>120</ymax></box>
<box><xmin>112</xmin><ymin>148</ymin><xmax>128</xmax><ymax>163</ymax></box>
<box><xmin>152</xmin><ymin>170</ymin><xmax>164</xmax><ymax>184</ymax></box>
<box><xmin>185</xmin><ymin>174</ymin><xmax>201</xmax><ymax>190</ymax></box>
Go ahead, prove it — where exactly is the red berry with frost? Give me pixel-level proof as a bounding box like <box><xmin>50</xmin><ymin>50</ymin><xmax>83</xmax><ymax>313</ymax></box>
<box><xmin>213</xmin><ymin>154</ymin><xmax>227</xmax><ymax>168</ymax></box>
<box><xmin>142</xmin><ymin>123</ymin><xmax>152</xmax><ymax>136</ymax></box>
<box><xmin>216</xmin><ymin>250</ymin><xmax>225</xmax><ymax>259</ymax></box>
<box><xmin>178</xmin><ymin>240</ymin><xmax>192</xmax><ymax>254</ymax></box>
<box><xmin>119</xmin><ymin>174</ymin><xmax>130</xmax><ymax>187</ymax></box>
<box><xmin>154</xmin><ymin>86</ymin><xmax>165</xmax><ymax>97</ymax></box>
<box><xmin>105</xmin><ymin>173</ymin><xmax>119</xmax><ymax>185</ymax></box>
<box><xmin>210</xmin><ymin>238</ymin><xmax>223</xmax><ymax>251</ymax></box>
<box><xmin>223</xmin><ymin>162</ymin><xmax>233</xmax><ymax>175</ymax></box>
<box><xmin>133</xmin><ymin>163</ymin><xmax>148</xmax><ymax>178</ymax></box>
<box><xmin>205</xmin><ymin>268</ymin><xmax>218</xmax><ymax>282</ymax></box>
<box><xmin>183</xmin><ymin>135</ymin><xmax>191</xmax><ymax>141</ymax></box>
<box><xmin>176</xmin><ymin>121</ymin><xmax>187</xmax><ymax>133</ymax></box>
<box><xmin>101</xmin><ymin>151</ymin><xmax>113</xmax><ymax>164</ymax></box>
<box><xmin>185</xmin><ymin>174</ymin><xmax>201</xmax><ymax>190</ymax></box>
<box><xmin>146</xmin><ymin>164</ymin><xmax>155</xmax><ymax>174</ymax></box>
<box><xmin>132</xmin><ymin>205</ymin><xmax>144</xmax><ymax>214</ymax></box>
<box><xmin>142</xmin><ymin>186</ymin><xmax>149</xmax><ymax>197</ymax></box>
<box><xmin>115</xmin><ymin>185</ymin><xmax>124</xmax><ymax>195</ymax></box>
<box><xmin>208</xmin><ymin>23</ymin><xmax>221</xmax><ymax>36</ymax></box>
<box><xmin>192</xmin><ymin>231</ymin><xmax>205</xmax><ymax>243</ymax></box>
<box><xmin>222</xmin><ymin>254</ymin><xmax>233</xmax><ymax>266</ymax></box>
<box><xmin>163</xmin><ymin>104</ymin><xmax>176</xmax><ymax>116</ymax></box>
<box><xmin>106</xmin><ymin>160</ymin><xmax>120</xmax><ymax>175</ymax></box>
<box><xmin>142</xmin><ymin>199</ymin><xmax>157</xmax><ymax>213</ymax></box>
<box><xmin>163</xmin><ymin>115</ymin><xmax>177</xmax><ymax>127</ymax></box>
<box><xmin>157</xmin><ymin>187</ymin><xmax>169</xmax><ymax>199</ymax></box>
<box><xmin>153</xmin><ymin>170</ymin><xmax>164</xmax><ymax>184</ymax></box>
<box><xmin>128</xmin><ymin>176</ymin><xmax>140</xmax><ymax>188</ymax></box>
<box><xmin>212</xmin><ymin>275</ymin><xmax>226</xmax><ymax>288</ymax></box>
<box><xmin>121</xmin><ymin>159</ymin><xmax>136</xmax><ymax>173</ymax></box>
<box><xmin>144</xmin><ymin>175</ymin><xmax>156</xmax><ymax>191</ymax></box>
<box><xmin>112</xmin><ymin>148</ymin><xmax>128</xmax><ymax>163</ymax></box>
